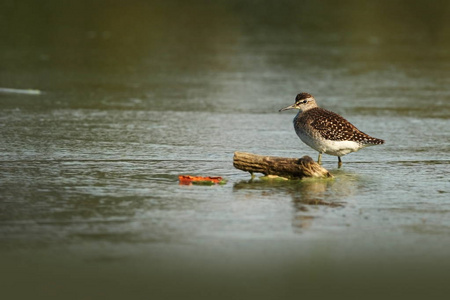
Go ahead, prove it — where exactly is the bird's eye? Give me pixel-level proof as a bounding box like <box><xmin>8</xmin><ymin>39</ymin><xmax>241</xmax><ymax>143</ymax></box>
<box><xmin>301</xmin><ymin>100</ymin><xmax>308</xmax><ymax>104</ymax></box>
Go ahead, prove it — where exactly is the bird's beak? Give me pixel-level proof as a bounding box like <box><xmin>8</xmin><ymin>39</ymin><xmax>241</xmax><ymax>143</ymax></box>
<box><xmin>279</xmin><ymin>104</ymin><xmax>297</xmax><ymax>112</ymax></box>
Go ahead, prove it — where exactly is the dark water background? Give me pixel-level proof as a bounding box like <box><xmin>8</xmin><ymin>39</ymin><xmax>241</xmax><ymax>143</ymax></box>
<box><xmin>1</xmin><ymin>0</ymin><xmax>450</xmax><ymax>299</ymax></box>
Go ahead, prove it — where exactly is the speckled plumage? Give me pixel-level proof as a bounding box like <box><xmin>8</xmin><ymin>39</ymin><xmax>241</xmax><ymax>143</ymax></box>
<box><xmin>279</xmin><ymin>92</ymin><xmax>385</xmax><ymax>167</ymax></box>
<box><xmin>295</xmin><ymin>107</ymin><xmax>384</xmax><ymax>145</ymax></box>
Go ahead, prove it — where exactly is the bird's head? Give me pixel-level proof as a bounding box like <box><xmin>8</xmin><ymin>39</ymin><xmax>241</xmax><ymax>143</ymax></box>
<box><xmin>279</xmin><ymin>93</ymin><xmax>318</xmax><ymax>112</ymax></box>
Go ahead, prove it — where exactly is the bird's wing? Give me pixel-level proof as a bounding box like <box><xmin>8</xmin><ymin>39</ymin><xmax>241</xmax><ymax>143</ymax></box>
<box><xmin>309</xmin><ymin>109</ymin><xmax>357</xmax><ymax>141</ymax></box>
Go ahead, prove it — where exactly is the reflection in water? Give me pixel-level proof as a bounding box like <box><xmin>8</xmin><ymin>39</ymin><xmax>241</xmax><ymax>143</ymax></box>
<box><xmin>233</xmin><ymin>172</ymin><xmax>359</xmax><ymax>231</ymax></box>
<box><xmin>290</xmin><ymin>179</ymin><xmax>344</xmax><ymax>207</ymax></box>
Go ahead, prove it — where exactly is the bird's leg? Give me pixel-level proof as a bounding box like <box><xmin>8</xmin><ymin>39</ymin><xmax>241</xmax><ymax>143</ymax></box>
<box><xmin>317</xmin><ymin>152</ymin><xmax>322</xmax><ymax>165</ymax></box>
<box><xmin>338</xmin><ymin>156</ymin><xmax>342</xmax><ymax>168</ymax></box>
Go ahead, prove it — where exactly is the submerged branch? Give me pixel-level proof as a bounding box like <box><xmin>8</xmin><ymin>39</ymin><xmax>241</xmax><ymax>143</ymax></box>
<box><xmin>233</xmin><ymin>151</ymin><xmax>333</xmax><ymax>179</ymax></box>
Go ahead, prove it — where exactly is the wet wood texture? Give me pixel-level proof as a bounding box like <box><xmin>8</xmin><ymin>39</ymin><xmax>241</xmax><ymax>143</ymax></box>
<box><xmin>233</xmin><ymin>151</ymin><xmax>333</xmax><ymax>179</ymax></box>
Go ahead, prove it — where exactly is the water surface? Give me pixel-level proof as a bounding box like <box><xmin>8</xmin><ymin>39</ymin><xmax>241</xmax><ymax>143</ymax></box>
<box><xmin>1</xmin><ymin>1</ymin><xmax>450</xmax><ymax>299</ymax></box>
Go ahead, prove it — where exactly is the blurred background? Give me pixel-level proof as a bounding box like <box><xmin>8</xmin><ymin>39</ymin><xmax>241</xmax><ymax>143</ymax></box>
<box><xmin>1</xmin><ymin>0</ymin><xmax>449</xmax><ymax>299</ymax></box>
<box><xmin>1</xmin><ymin>0</ymin><xmax>449</xmax><ymax>113</ymax></box>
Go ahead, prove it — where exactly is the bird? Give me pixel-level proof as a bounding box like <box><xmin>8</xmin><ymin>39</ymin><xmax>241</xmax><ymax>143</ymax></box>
<box><xmin>279</xmin><ymin>92</ymin><xmax>384</xmax><ymax>168</ymax></box>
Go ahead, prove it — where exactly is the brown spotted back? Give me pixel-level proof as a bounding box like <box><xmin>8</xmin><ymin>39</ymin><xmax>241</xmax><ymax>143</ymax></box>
<box><xmin>296</xmin><ymin>107</ymin><xmax>385</xmax><ymax>145</ymax></box>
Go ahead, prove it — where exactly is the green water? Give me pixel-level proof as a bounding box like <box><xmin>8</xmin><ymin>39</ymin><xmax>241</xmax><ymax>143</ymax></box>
<box><xmin>1</xmin><ymin>0</ymin><xmax>450</xmax><ymax>299</ymax></box>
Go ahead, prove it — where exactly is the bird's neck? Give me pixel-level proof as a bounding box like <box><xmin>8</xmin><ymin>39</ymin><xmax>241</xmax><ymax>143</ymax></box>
<box><xmin>301</xmin><ymin>102</ymin><xmax>319</xmax><ymax>112</ymax></box>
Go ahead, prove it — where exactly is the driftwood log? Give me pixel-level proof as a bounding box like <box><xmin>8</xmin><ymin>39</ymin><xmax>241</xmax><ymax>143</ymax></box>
<box><xmin>233</xmin><ymin>151</ymin><xmax>333</xmax><ymax>179</ymax></box>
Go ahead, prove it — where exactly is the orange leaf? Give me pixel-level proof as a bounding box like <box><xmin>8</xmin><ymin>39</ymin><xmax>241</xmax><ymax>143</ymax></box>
<box><xmin>178</xmin><ymin>175</ymin><xmax>224</xmax><ymax>185</ymax></box>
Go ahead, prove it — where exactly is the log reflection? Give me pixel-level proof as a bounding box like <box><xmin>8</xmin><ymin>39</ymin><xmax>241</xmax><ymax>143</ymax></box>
<box><xmin>233</xmin><ymin>172</ymin><xmax>358</xmax><ymax>232</ymax></box>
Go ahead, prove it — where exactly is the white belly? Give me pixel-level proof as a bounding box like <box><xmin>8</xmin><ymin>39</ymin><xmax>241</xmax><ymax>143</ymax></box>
<box><xmin>297</xmin><ymin>131</ymin><xmax>364</xmax><ymax>157</ymax></box>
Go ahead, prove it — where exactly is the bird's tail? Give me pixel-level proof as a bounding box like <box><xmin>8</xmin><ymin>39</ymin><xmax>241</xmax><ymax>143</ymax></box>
<box><xmin>364</xmin><ymin>136</ymin><xmax>385</xmax><ymax>145</ymax></box>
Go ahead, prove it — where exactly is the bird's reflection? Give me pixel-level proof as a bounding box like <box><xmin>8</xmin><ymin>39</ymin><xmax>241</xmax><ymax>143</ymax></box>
<box><xmin>233</xmin><ymin>171</ymin><xmax>359</xmax><ymax>232</ymax></box>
